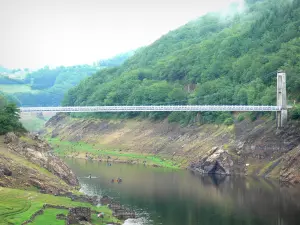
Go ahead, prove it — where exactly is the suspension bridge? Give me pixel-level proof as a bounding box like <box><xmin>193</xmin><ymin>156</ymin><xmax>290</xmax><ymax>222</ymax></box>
<box><xmin>19</xmin><ymin>71</ymin><xmax>289</xmax><ymax>127</ymax></box>
<box><xmin>20</xmin><ymin>105</ymin><xmax>281</xmax><ymax>113</ymax></box>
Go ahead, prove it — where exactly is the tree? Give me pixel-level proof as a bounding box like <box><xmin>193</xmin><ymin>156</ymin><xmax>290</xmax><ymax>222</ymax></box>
<box><xmin>0</xmin><ymin>97</ymin><xmax>26</xmax><ymax>135</ymax></box>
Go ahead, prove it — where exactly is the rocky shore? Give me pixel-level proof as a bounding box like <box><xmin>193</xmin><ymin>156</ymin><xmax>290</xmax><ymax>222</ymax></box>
<box><xmin>0</xmin><ymin>132</ymin><xmax>78</xmax><ymax>194</ymax></box>
<box><xmin>45</xmin><ymin>113</ymin><xmax>300</xmax><ymax>184</ymax></box>
<box><xmin>0</xmin><ymin>132</ymin><xmax>134</xmax><ymax>224</ymax></box>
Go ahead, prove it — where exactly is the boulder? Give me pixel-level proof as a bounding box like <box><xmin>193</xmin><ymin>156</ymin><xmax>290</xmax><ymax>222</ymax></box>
<box><xmin>4</xmin><ymin>132</ymin><xmax>18</xmax><ymax>144</ymax></box>
<box><xmin>0</xmin><ymin>167</ymin><xmax>12</xmax><ymax>176</ymax></box>
<box><xmin>189</xmin><ymin>147</ymin><xmax>234</xmax><ymax>175</ymax></box>
<box><xmin>4</xmin><ymin>133</ymin><xmax>79</xmax><ymax>186</ymax></box>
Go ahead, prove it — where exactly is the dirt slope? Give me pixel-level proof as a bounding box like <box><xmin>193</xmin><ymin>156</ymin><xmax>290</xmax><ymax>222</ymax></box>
<box><xmin>45</xmin><ymin>113</ymin><xmax>300</xmax><ymax>183</ymax></box>
<box><xmin>0</xmin><ymin>133</ymin><xmax>79</xmax><ymax>194</ymax></box>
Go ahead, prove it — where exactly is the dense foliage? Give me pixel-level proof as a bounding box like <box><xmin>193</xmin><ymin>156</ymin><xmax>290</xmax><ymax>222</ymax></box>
<box><xmin>63</xmin><ymin>0</ymin><xmax>300</xmax><ymax>124</ymax></box>
<box><xmin>290</xmin><ymin>104</ymin><xmax>300</xmax><ymax>120</ymax></box>
<box><xmin>97</xmin><ymin>51</ymin><xmax>135</xmax><ymax>67</ymax></box>
<box><xmin>0</xmin><ymin>94</ymin><xmax>26</xmax><ymax>135</ymax></box>
<box><xmin>15</xmin><ymin>65</ymin><xmax>99</xmax><ymax>106</ymax></box>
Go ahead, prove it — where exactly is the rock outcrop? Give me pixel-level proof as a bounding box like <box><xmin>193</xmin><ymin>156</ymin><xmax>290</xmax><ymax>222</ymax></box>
<box><xmin>4</xmin><ymin>133</ymin><xmax>78</xmax><ymax>186</ymax></box>
<box><xmin>0</xmin><ymin>166</ymin><xmax>12</xmax><ymax>177</ymax></box>
<box><xmin>66</xmin><ymin>207</ymin><xmax>91</xmax><ymax>224</ymax></box>
<box><xmin>280</xmin><ymin>144</ymin><xmax>300</xmax><ymax>184</ymax></box>
<box><xmin>189</xmin><ymin>147</ymin><xmax>234</xmax><ymax>175</ymax></box>
<box><xmin>5</xmin><ymin>133</ymin><xmax>79</xmax><ymax>186</ymax></box>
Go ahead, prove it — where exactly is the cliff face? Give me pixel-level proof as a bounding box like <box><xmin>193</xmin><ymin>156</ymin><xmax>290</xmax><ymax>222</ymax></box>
<box><xmin>0</xmin><ymin>132</ymin><xmax>79</xmax><ymax>194</ymax></box>
<box><xmin>45</xmin><ymin>113</ymin><xmax>300</xmax><ymax>184</ymax></box>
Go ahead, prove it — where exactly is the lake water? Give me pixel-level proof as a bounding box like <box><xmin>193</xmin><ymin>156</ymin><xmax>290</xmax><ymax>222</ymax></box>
<box><xmin>65</xmin><ymin>159</ymin><xmax>300</xmax><ymax>225</ymax></box>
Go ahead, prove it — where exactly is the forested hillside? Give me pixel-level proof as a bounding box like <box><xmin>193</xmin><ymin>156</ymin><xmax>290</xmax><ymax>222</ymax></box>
<box><xmin>15</xmin><ymin>65</ymin><xmax>99</xmax><ymax>106</ymax></box>
<box><xmin>97</xmin><ymin>51</ymin><xmax>135</xmax><ymax>67</ymax></box>
<box><xmin>63</xmin><ymin>0</ymin><xmax>300</xmax><ymax>124</ymax></box>
<box><xmin>0</xmin><ymin>52</ymin><xmax>133</xmax><ymax>106</ymax></box>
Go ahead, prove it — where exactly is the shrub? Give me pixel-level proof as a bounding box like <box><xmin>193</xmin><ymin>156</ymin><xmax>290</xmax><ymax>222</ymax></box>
<box><xmin>224</xmin><ymin>118</ymin><xmax>234</xmax><ymax>126</ymax></box>
<box><xmin>168</xmin><ymin>112</ymin><xmax>185</xmax><ymax>123</ymax></box>
<box><xmin>290</xmin><ymin>105</ymin><xmax>300</xmax><ymax>120</ymax></box>
<box><xmin>237</xmin><ymin>114</ymin><xmax>245</xmax><ymax>122</ymax></box>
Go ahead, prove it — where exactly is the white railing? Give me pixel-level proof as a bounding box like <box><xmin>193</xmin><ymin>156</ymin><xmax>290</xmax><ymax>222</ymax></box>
<box><xmin>20</xmin><ymin>105</ymin><xmax>282</xmax><ymax>112</ymax></box>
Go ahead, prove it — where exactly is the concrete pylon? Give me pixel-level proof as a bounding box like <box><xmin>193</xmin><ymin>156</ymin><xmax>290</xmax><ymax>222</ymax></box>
<box><xmin>277</xmin><ymin>70</ymin><xmax>287</xmax><ymax>128</ymax></box>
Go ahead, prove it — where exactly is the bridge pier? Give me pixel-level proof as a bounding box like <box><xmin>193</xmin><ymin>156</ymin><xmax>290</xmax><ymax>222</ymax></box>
<box><xmin>277</xmin><ymin>70</ymin><xmax>287</xmax><ymax>128</ymax></box>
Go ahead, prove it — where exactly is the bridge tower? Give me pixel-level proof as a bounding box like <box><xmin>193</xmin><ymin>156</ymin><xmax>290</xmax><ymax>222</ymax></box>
<box><xmin>277</xmin><ymin>70</ymin><xmax>287</xmax><ymax>128</ymax></box>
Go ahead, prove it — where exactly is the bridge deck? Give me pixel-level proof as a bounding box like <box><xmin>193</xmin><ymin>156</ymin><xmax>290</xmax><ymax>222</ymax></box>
<box><xmin>20</xmin><ymin>105</ymin><xmax>281</xmax><ymax>113</ymax></box>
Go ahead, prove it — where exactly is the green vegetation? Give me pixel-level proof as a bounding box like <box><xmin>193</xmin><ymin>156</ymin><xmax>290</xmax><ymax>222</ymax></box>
<box><xmin>237</xmin><ymin>113</ymin><xmax>246</xmax><ymax>122</ymax></box>
<box><xmin>14</xmin><ymin>65</ymin><xmax>99</xmax><ymax>107</ymax></box>
<box><xmin>0</xmin><ymin>94</ymin><xmax>26</xmax><ymax>135</ymax></box>
<box><xmin>0</xmin><ymin>53</ymin><xmax>133</xmax><ymax>107</ymax></box>
<box><xmin>0</xmin><ymin>187</ymin><xmax>118</xmax><ymax>225</ymax></box>
<box><xmin>62</xmin><ymin>0</ymin><xmax>300</xmax><ymax>124</ymax></box>
<box><xmin>0</xmin><ymin>84</ymin><xmax>38</xmax><ymax>94</ymax></box>
<box><xmin>97</xmin><ymin>51</ymin><xmax>135</xmax><ymax>67</ymax></box>
<box><xmin>28</xmin><ymin>208</ymin><xmax>68</xmax><ymax>225</ymax></box>
<box><xmin>290</xmin><ymin>104</ymin><xmax>300</xmax><ymax>120</ymax></box>
<box><xmin>258</xmin><ymin>160</ymin><xmax>277</xmax><ymax>177</ymax></box>
<box><xmin>47</xmin><ymin>138</ymin><xmax>180</xmax><ymax>169</ymax></box>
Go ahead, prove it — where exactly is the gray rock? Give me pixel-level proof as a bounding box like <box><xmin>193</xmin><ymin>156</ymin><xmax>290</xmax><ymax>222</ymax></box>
<box><xmin>0</xmin><ymin>167</ymin><xmax>12</xmax><ymax>176</ymax></box>
<box><xmin>4</xmin><ymin>133</ymin><xmax>79</xmax><ymax>186</ymax></box>
<box><xmin>189</xmin><ymin>147</ymin><xmax>234</xmax><ymax>175</ymax></box>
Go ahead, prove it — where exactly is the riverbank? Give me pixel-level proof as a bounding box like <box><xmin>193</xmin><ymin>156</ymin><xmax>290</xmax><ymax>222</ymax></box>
<box><xmin>47</xmin><ymin>137</ymin><xmax>180</xmax><ymax>169</ymax></box>
<box><xmin>64</xmin><ymin>158</ymin><xmax>300</xmax><ymax>225</ymax></box>
<box><xmin>45</xmin><ymin>113</ymin><xmax>300</xmax><ymax>184</ymax></box>
<box><xmin>0</xmin><ymin>133</ymin><xmax>121</xmax><ymax>224</ymax></box>
<box><xmin>0</xmin><ymin>187</ymin><xmax>118</xmax><ymax>225</ymax></box>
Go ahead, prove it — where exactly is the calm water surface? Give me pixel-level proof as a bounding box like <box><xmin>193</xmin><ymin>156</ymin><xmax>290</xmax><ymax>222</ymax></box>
<box><xmin>65</xmin><ymin>159</ymin><xmax>300</xmax><ymax>225</ymax></box>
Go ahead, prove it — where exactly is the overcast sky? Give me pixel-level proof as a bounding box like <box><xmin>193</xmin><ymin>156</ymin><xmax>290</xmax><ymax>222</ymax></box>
<box><xmin>0</xmin><ymin>0</ymin><xmax>244</xmax><ymax>69</ymax></box>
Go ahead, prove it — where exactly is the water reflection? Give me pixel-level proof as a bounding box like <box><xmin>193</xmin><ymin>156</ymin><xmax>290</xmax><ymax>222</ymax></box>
<box><xmin>65</xmin><ymin>159</ymin><xmax>300</xmax><ymax>225</ymax></box>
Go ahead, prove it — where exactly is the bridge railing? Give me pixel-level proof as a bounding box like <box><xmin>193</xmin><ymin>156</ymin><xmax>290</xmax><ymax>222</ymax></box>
<box><xmin>19</xmin><ymin>105</ymin><xmax>282</xmax><ymax>113</ymax></box>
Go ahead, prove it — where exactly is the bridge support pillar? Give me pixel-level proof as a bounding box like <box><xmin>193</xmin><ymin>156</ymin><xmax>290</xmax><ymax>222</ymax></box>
<box><xmin>277</xmin><ymin>70</ymin><xmax>287</xmax><ymax>128</ymax></box>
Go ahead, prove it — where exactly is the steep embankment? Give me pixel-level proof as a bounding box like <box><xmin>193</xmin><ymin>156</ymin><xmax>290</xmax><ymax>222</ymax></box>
<box><xmin>0</xmin><ymin>132</ymin><xmax>79</xmax><ymax>194</ymax></box>
<box><xmin>0</xmin><ymin>133</ymin><xmax>123</xmax><ymax>225</ymax></box>
<box><xmin>45</xmin><ymin>113</ymin><xmax>300</xmax><ymax>184</ymax></box>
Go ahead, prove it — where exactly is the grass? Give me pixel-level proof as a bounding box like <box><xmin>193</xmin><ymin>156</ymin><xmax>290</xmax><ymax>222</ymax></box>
<box><xmin>0</xmin><ymin>187</ymin><xmax>120</xmax><ymax>225</ymax></box>
<box><xmin>0</xmin><ymin>84</ymin><xmax>38</xmax><ymax>94</ymax></box>
<box><xmin>47</xmin><ymin>138</ymin><xmax>180</xmax><ymax>169</ymax></box>
<box><xmin>20</xmin><ymin>136</ymin><xmax>36</xmax><ymax>145</ymax></box>
<box><xmin>28</xmin><ymin>208</ymin><xmax>68</xmax><ymax>225</ymax></box>
<box><xmin>258</xmin><ymin>160</ymin><xmax>276</xmax><ymax>177</ymax></box>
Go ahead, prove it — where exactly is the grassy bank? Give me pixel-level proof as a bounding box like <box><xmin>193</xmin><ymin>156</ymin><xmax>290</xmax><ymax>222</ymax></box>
<box><xmin>0</xmin><ymin>187</ymin><xmax>120</xmax><ymax>225</ymax></box>
<box><xmin>47</xmin><ymin>137</ymin><xmax>180</xmax><ymax>169</ymax></box>
<box><xmin>0</xmin><ymin>135</ymin><xmax>120</xmax><ymax>225</ymax></box>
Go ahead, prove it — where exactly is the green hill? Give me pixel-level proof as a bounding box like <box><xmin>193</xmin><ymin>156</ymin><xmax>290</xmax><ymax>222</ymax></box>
<box><xmin>62</xmin><ymin>0</ymin><xmax>300</xmax><ymax>124</ymax></box>
<box><xmin>0</xmin><ymin>52</ymin><xmax>133</xmax><ymax>107</ymax></box>
<box><xmin>16</xmin><ymin>64</ymin><xmax>99</xmax><ymax>106</ymax></box>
